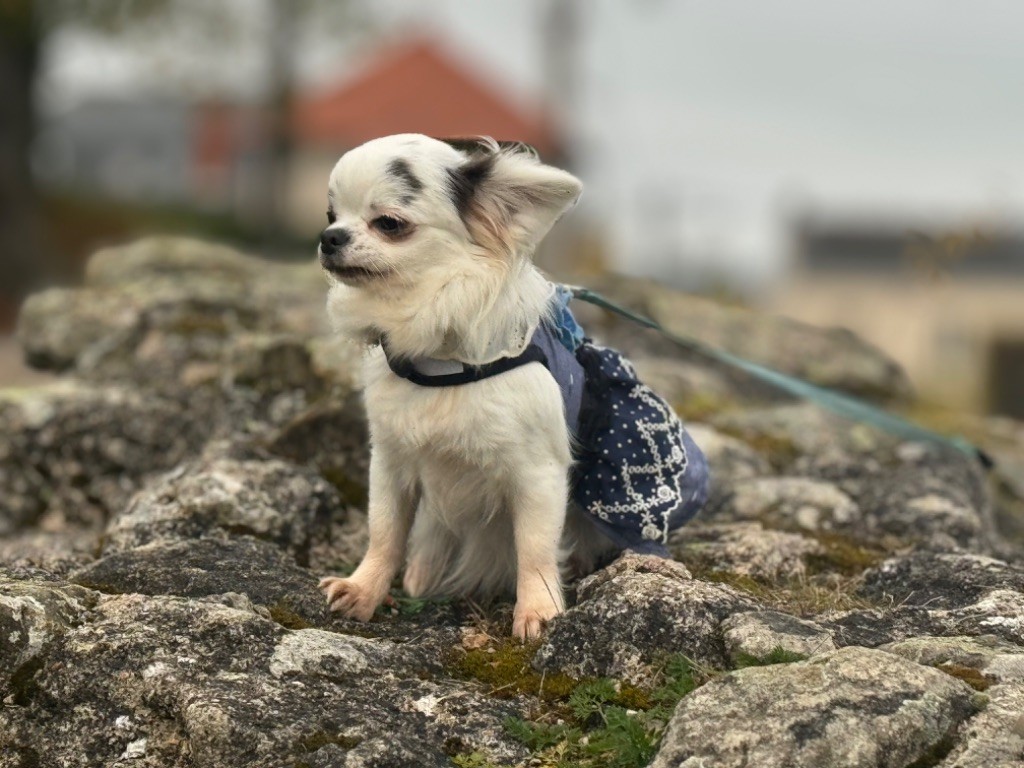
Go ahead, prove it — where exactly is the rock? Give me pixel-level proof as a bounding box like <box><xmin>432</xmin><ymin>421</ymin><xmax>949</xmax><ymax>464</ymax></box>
<box><xmin>825</xmin><ymin>553</ymin><xmax>1024</xmax><ymax>648</ymax></box>
<box><xmin>937</xmin><ymin>683</ymin><xmax>1024</xmax><ymax>767</ymax></box>
<box><xmin>17</xmin><ymin>236</ymin><xmax>328</xmax><ymax>386</ymax></box>
<box><xmin>796</xmin><ymin>441</ymin><xmax>992</xmax><ymax>550</ymax></box>
<box><xmin>859</xmin><ymin>552</ymin><xmax>1024</xmax><ymax>612</ymax></box>
<box><xmin>976</xmin><ymin>417</ymin><xmax>1024</xmax><ymax>550</ymax></box>
<box><xmin>680</xmin><ymin>423</ymin><xmax>773</xmax><ymax>508</ymax></box>
<box><xmin>0</xmin><ymin>592</ymin><xmax>526</xmax><ymax>767</ymax></box>
<box><xmin>0</xmin><ymin>530</ymin><xmax>97</xmax><ymax>579</ymax></box>
<box><xmin>265</xmin><ymin>393</ymin><xmax>371</xmax><ymax>508</ymax></box>
<box><xmin>103</xmin><ymin>455</ymin><xmax>344</xmax><ymax>566</ymax></box>
<box><xmin>309</xmin><ymin>509</ymin><xmax>369</xmax><ymax>575</ymax></box>
<box><xmin>651</xmin><ymin>292</ymin><xmax>912</xmax><ymax>403</ymax></box>
<box><xmin>710</xmin><ymin>402</ymin><xmax>894</xmax><ymax>471</ymax></box>
<box><xmin>711</xmin><ymin>476</ymin><xmax>860</xmax><ymax>533</ymax></box>
<box><xmin>81</xmin><ymin>236</ymin><xmax>326</xmax><ymax>331</ymax></box>
<box><xmin>722</xmin><ymin>610</ymin><xmax>837</xmax><ymax>663</ymax></box>
<box><xmin>630</xmin><ymin>356</ymin><xmax>754</xmax><ymax>420</ymax></box>
<box><xmin>824</xmin><ymin>607</ymin><xmax>948</xmax><ymax>649</ymax></box>
<box><xmin>881</xmin><ymin>635</ymin><xmax>1024</xmax><ymax>687</ymax></box>
<box><xmin>705</xmin><ymin>441</ymin><xmax>992</xmax><ymax>550</ymax></box>
<box><xmin>533</xmin><ymin>553</ymin><xmax>757</xmax><ymax>684</ymax></box>
<box><xmin>224</xmin><ymin>332</ymin><xmax>326</xmax><ymax>396</ymax></box>
<box><xmin>5</xmin><ymin>237</ymin><xmax>1024</xmax><ymax>765</ymax></box>
<box><xmin>0</xmin><ymin>383</ymin><xmax>211</xmax><ymax>535</ymax></box>
<box><xmin>84</xmin><ymin>235</ymin><xmax>257</xmax><ymax>287</ymax></box>
<box><xmin>576</xmin><ymin>274</ymin><xmax>914</xmax><ymax>402</ymax></box>
<box><xmin>0</xmin><ymin>578</ymin><xmax>96</xmax><ymax>698</ymax></box>
<box><xmin>70</xmin><ymin>537</ymin><xmax>332</xmax><ymax>629</ymax></box>
<box><xmin>15</xmin><ymin>287</ymin><xmax>144</xmax><ymax>372</ymax></box>
<box><xmin>650</xmin><ymin>646</ymin><xmax>978</xmax><ymax>768</ymax></box>
<box><xmin>669</xmin><ymin>522</ymin><xmax>825</xmax><ymax>582</ymax></box>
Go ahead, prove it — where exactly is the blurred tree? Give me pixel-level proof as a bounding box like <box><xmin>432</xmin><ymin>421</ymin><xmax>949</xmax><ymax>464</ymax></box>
<box><xmin>0</xmin><ymin>0</ymin><xmax>360</xmax><ymax>323</ymax></box>
<box><xmin>0</xmin><ymin>1</ymin><xmax>47</xmax><ymax>324</ymax></box>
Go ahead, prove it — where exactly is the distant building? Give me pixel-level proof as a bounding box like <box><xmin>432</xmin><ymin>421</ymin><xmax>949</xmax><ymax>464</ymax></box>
<box><xmin>771</xmin><ymin>217</ymin><xmax>1024</xmax><ymax>417</ymax></box>
<box><xmin>285</xmin><ymin>37</ymin><xmax>562</xmax><ymax>233</ymax></box>
<box><xmin>35</xmin><ymin>37</ymin><xmax>574</xmax><ymax>257</ymax></box>
<box><xmin>34</xmin><ymin>99</ymin><xmax>194</xmax><ymax>203</ymax></box>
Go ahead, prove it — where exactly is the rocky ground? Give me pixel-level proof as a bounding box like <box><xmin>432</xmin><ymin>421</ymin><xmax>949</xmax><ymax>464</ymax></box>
<box><xmin>2</xmin><ymin>236</ymin><xmax>1024</xmax><ymax>768</ymax></box>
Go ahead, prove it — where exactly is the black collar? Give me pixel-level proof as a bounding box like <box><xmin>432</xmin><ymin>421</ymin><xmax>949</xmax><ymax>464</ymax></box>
<box><xmin>381</xmin><ymin>338</ymin><xmax>548</xmax><ymax>387</ymax></box>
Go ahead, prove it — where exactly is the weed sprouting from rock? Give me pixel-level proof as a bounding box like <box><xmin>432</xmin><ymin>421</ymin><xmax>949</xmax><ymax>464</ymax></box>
<box><xmin>502</xmin><ymin>654</ymin><xmax>707</xmax><ymax>768</ymax></box>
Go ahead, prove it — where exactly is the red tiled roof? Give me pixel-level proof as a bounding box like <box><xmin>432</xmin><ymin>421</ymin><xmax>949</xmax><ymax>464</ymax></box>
<box><xmin>292</xmin><ymin>38</ymin><xmax>559</xmax><ymax>157</ymax></box>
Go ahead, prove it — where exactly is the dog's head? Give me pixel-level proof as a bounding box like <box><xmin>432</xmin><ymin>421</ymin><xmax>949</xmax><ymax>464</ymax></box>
<box><xmin>318</xmin><ymin>134</ymin><xmax>582</xmax><ymax>289</ymax></box>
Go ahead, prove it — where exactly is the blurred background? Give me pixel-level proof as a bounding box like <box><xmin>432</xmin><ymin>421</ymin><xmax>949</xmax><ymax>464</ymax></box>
<box><xmin>1</xmin><ymin>0</ymin><xmax>1022</xmax><ymax>417</ymax></box>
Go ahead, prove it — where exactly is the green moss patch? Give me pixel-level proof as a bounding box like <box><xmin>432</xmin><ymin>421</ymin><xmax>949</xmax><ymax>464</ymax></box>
<box><xmin>672</xmin><ymin>392</ymin><xmax>738</xmax><ymax>422</ymax></box>
<box><xmin>267</xmin><ymin>602</ymin><xmax>312</xmax><ymax>630</ymax></box>
<box><xmin>296</xmin><ymin>731</ymin><xmax>361</xmax><ymax>753</ymax></box>
<box><xmin>733</xmin><ymin>646</ymin><xmax>809</xmax><ymax>669</ymax></box>
<box><xmin>804</xmin><ymin>532</ymin><xmax>886</xmax><ymax>577</ymax></box>
<box><xmin>501</xmin><ymin>656</ymin><xmax>706</xmax><ymax>768</ymax></box>
<box><xmin>451</xmin><ymin>639</ymin><xmax>581</xmax><ymax>702</ymax></box>
<box><xmin>450</xmin><ymin>753</ymin><xmax>500</xmax><ymax>768</ymax></box>
<box><xmin>319</xmin><ymin>468</ymin><xmax>368</xmax><ymax>509</ymax></box>
<box><xmin>713</xmin><ymin>428</ymin><xmax>801</xmax><ymax>470</ymax></box>
<box><xmin>936</xmin><ymin>662</ymin><xmax>994</xmax><ymax>692</ymax></box>
<box><xmin>447</xmin><ymin>630</ymin><xmax>715</xmax><ymax>768</ymax></box>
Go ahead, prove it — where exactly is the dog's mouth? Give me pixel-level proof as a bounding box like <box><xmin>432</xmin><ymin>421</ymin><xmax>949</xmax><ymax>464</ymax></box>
<box><xmin>319</xmin><ymin>256</ymin><xmax>391</xmax><ymax>283</ymax></box>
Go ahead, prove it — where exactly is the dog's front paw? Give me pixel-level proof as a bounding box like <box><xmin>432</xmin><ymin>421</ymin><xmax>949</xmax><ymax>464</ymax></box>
<box><xmin>319</xmin><ymin>576</ymin><xmax>381</xmax><ymax>621</ymax></box>
<box><xmin>512</xmin><ymin>602</ymin><xmax>562</xmax><ymax>642</ymax></box>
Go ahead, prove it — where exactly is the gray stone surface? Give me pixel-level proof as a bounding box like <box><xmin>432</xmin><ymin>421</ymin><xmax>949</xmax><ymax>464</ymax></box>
<box><xmin>937</xmin><ymin>683</ymin><xmax>1024</xmax><ymax>768</ymax></box>
<box><xmin>17</xmin><ymin>236</ymin><xmax>328</xmax><ymax>387</ymax></box>
<box><xmin>650</xmin><ymin>647</ymin><xmax>979</xmax><ymax>768</ymax></box>
<box><xmin>707</xmin><ymin>451</ymin><xmax>991</xmax><ymax>550</ymax></box>
<box><xmin>881</xmin><ymin>635</ymin><xmax>1024</xmax><ymax>686</ymax></box>
<box><xmin>0</xmin><ymin>578</ymin><xmax>96</xmax><ymax>698</ymax></box>
<box><xmin>3</xmin><ymin>237</ymin><xmax>1022</xmax><ymax>766</ymax></box>
<box><xmin>533</xmin><ymin>553</ymin><xmax>757</xmax><ymax>684</ymax></box>
<box><xmin>578</xmin><ymin>272</ymin><xmax>914</xmax><ymax>402</ymax></box>
<box><xmin>824</xmin><ymin>553</ymin><xmax>1024</xmax><ymax>648</ymax></box>
<box><xmin>0</xmin><ymin>383</ymin><xmax>211</xmax><ymax>535</ymax></box>
<box><xmin>859</xmin><ymin>552</ymin><xmax>1024</xmax><ymax>612</ymax></box>
<box><xmin>0</xmin><ymin>591</ymin><xmax>525</xmax><ymax>768</ymax></box>
<box><xmin>265</xmin><ymin>392</ymin><xmax>371</xmax><ymax>509</ymax></box>
<box><xmin>102</xmin><ymin>454</ymin><xmax>344</xmax><ymax>565</ymax></box>
<box><xmin>713</xmin><ymin>476</ymin><xmax>861</xmax><ymax>532</ymax></box>
<box><xmin>669</xmin><ymin>521</ymin><xmax>825</xmax><ymax>581</ymax></box>
<box><xmin>722</xmin><ymin>610</ymin><xmax>836</xmax><ymax>662</ymax></box>
<box><xmin>71</xmin><ymin>536</ymin><xmax>334</xmax><ymax>628</ymax></box>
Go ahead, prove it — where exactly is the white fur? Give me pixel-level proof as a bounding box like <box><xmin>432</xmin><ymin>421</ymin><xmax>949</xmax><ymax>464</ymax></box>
<box><xmin>317</xmin><ymin>134</ymin><xmax>610</xmax><ymax>640</ymax></box>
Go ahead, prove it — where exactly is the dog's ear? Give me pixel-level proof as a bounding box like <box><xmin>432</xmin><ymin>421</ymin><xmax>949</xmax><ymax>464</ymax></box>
<box><xmin>444</xmin><ymin>138</ymin><xmax>582</xmax><ymax>257</ymax></box>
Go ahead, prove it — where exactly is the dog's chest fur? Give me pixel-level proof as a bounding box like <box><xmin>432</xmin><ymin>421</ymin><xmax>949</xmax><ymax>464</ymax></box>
<box><xmin>362</xmin><ymin>349</ymin><xmax>572</xmax><ymax>526</ymax></box>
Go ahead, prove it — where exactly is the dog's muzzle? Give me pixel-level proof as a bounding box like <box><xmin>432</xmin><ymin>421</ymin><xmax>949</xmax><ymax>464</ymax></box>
<box><xmin>319</xmin><ymin>227</ymin><xmax>351</xmax><ymax>272</ymax></box>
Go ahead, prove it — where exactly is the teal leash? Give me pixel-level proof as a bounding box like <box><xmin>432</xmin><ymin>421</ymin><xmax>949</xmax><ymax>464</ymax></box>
<box><xmin>567</xmin><ymin>286</ymin><xmax>991</xmax><ymax>467</ymax></box>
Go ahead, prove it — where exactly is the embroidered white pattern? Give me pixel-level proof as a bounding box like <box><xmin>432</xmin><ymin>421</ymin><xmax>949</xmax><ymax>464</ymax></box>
<box><xmin>572</xmin><ymin>344</ymin><xmax>708</xmax><ymax>551</ymax></box>
<box><xmin>587</xmin><ymin>383</ymin><xmax>691</xmax><ymax>543</ymax></box>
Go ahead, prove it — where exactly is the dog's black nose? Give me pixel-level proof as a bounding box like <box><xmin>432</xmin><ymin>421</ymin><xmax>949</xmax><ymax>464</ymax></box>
<box><xmin>319</xmin><ymin>227</ymin><xmax>351</xmax><ymax>256</ymax></box>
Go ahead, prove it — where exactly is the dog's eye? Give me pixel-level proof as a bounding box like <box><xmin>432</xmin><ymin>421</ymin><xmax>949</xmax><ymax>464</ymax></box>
<box><xmin>371</xmin><ymin>215</ymin><xmax>406</xmax><ymax>235</ymax></box>
<box><xmin>326</xmin><ymin>210</ymin><xmax>336</xmax><ymax>225</ymax></box>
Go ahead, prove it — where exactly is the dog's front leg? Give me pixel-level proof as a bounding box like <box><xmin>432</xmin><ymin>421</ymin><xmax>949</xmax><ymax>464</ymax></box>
<box><xmin>320</xmin><ymin>447</ymin><xmax>416</xmax><ymax>621</ymax></box>
<box><xmin>511</xmin><ymin>464</ymin><xmax>568</xmax><ymax>641</ymax></box>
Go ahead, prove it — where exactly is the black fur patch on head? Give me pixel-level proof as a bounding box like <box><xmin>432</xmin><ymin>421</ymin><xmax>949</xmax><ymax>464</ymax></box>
<box><xmin>438</xmin><ymin>138</ymin><xmax>539</xmax><ymax>225</ymax></box>
<box><xmin>446</xmin><ymin>153</ymin><xmax>495</xmax><ymax>220</ymax></box>
<box><xmin>387</xmin><ymin>158</ymin><xmax>423</xmax><ymax>204</ymax></box>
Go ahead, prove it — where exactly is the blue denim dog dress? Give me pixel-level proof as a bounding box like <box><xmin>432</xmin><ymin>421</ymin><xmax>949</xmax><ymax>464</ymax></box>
<box><xmin>383</xmin><ymin>287</ymin><xmax>709</xmax><ymax>555</ymax></box>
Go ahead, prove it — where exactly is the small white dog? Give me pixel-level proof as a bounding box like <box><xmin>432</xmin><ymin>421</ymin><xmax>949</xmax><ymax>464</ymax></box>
<box><xmin>317</xmin><ymin>135</ymin><xmax>707</xmax><ymax>640</ymax></box>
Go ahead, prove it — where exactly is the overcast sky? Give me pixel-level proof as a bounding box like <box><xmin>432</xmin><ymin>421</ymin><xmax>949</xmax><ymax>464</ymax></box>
<box><xmin>41</xmin><ymin>0</ymin><xmax>1024</xmax><ymax>288</ymax></box>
